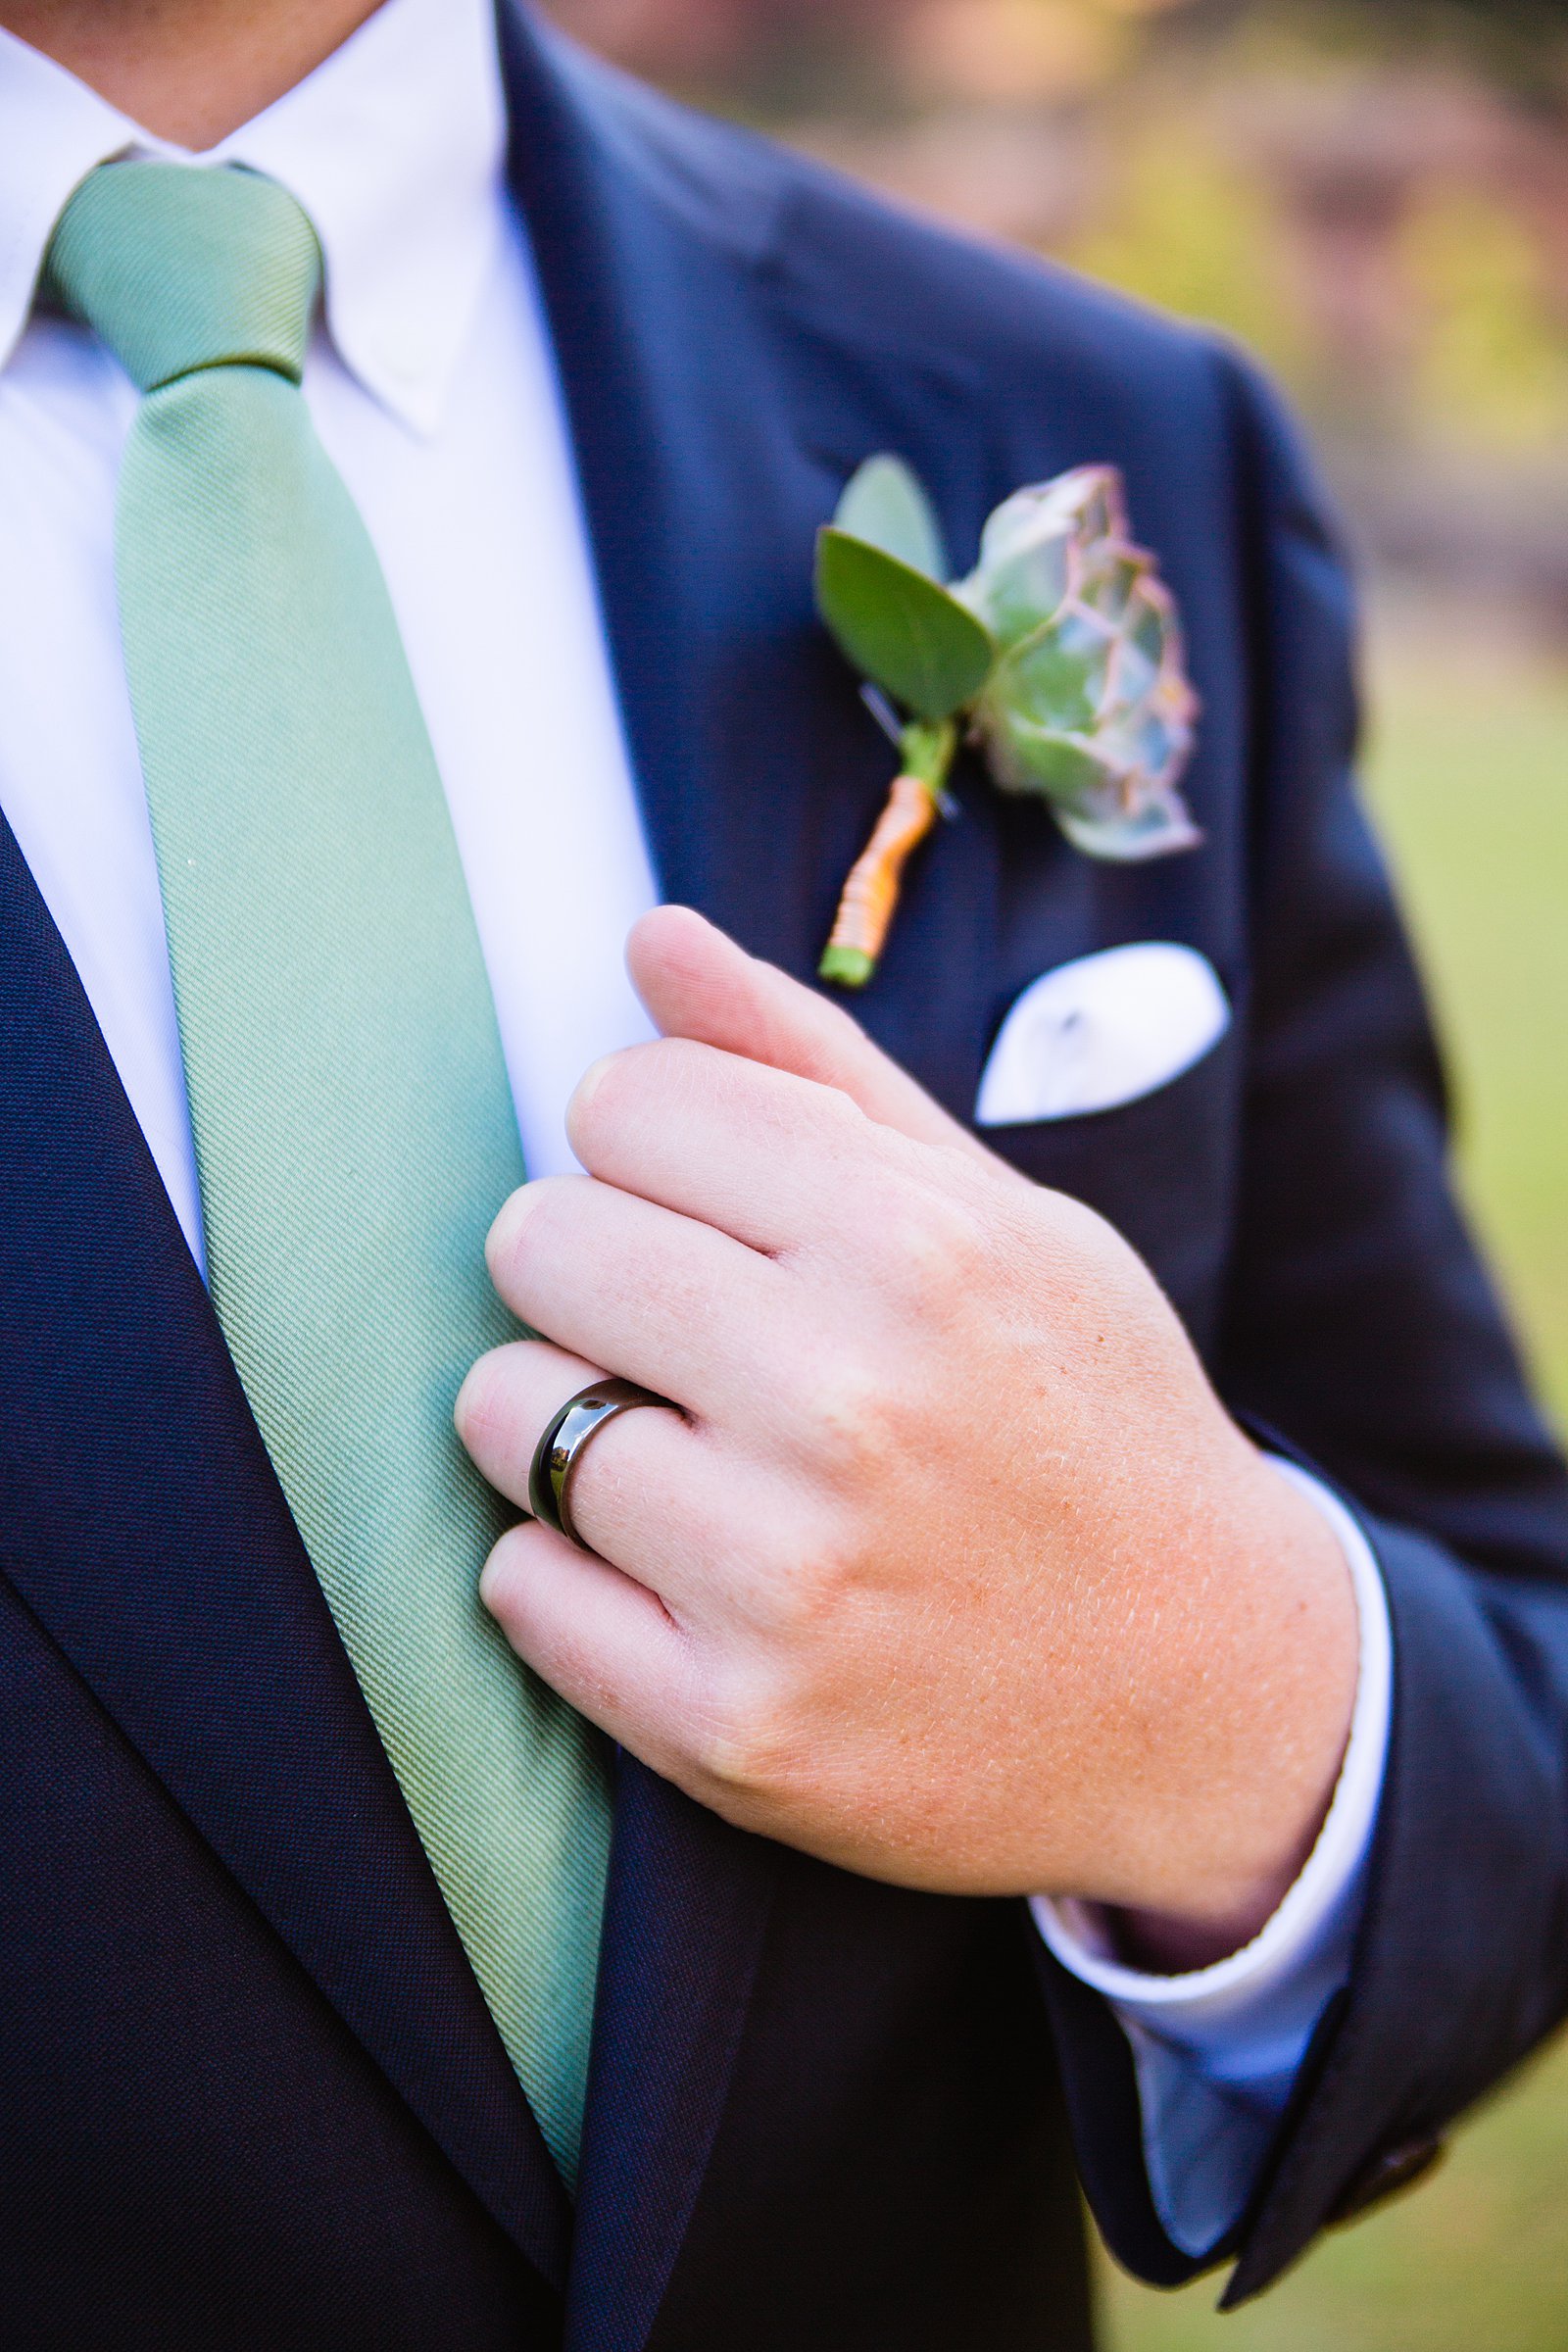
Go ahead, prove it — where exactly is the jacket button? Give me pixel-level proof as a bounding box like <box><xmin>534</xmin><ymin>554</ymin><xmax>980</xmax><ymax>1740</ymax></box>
<box><xmin>1330</xmin><ymin>2135</ymin><xmax>1446</xmax><ymax>2225</ymax></box>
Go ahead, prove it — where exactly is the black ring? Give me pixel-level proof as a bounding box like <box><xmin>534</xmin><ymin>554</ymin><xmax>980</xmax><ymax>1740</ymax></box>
<box><xmin>527</xmin><ymin>1377</ymin><xmax>674</xmax><ymax>1553</ymax></box>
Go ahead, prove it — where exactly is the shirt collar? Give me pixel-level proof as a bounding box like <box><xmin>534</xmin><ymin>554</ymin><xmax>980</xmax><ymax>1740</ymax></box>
<box><xmin>0</xmin><ymin>0</ymin><xmax>509</xmax><ymax>435</ymax></box>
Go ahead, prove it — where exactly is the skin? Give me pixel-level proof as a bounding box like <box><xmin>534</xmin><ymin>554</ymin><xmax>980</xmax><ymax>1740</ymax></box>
<box><xmin>460</xmin><ymin>907</ymin><xmax>1358</xmax><ymax>1964</ymax></box>
<box><xmin>11</xmin><ymin>1</ymin><xmax>1359</xmax><ymax>1967</ymax></box>
<box><xmin>0</xmin><ymin>0</ymin><xmax>382</xmax><ymax>145</ymax></box>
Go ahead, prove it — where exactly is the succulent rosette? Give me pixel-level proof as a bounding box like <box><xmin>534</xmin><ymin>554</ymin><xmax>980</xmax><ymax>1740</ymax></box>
<box><xmin>956</xmin><ymin>468</ymin><xmax>1200</xmax><ymax>862</ymax></box>
<box><xmin>812</xmin><ymin>454</ymin><xmax>1200</xmax><ymax>985</ymax></box>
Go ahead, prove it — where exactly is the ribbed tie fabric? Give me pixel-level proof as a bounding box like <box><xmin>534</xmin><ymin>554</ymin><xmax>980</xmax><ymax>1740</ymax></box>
<box><xmin>45</xmin><ymin>162</ymin><xmax>612</xmax><ymax>2183</ymax></box>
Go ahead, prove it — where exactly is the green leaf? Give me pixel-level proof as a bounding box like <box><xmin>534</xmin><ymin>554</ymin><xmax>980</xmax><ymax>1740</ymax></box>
<box><xmin>834</xmin><ymin>454</ymin><xmax>949</xmax><ymax>580</ymax></box>
<box><xmin>815</xmin><ymin>529</ymin><xmax>994</xmax><ymax>723</ymax></box>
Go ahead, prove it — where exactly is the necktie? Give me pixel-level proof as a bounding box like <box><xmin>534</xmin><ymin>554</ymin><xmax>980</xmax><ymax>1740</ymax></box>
<box><xmin>45</xmin><ymin>161</ymin><xmax>612</xmax><ymax>2184</ymax></box>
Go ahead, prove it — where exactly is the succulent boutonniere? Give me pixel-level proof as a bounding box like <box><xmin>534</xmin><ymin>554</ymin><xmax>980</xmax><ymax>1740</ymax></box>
<box><xmin>815</xmin><ymin>455</ymin><xmax>1200</xmax><ymax>987</ymax></box>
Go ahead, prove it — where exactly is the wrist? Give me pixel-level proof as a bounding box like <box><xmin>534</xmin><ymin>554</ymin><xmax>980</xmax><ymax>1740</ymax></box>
<box><xmin>1069</xmin><ymin>1437</ymin><xmax>1359</xmax><ymax>1932</ymax></box>
<box><xmin>1046</xmin><ymin>1453</ymin><xmax>1377</xmax><ymax>1976</ymax></box>
<box><xmin>1109</xmin><ymin>1856</ymin><xmax>1310</xmax><ymax>1976</ymax></box>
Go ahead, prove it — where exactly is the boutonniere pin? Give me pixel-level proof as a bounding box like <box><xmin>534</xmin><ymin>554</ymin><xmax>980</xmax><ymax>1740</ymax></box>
<box><xmin>815</xmin><ymin>456</ymin><xmax>1201</xmax><ymax>988</ymax></box>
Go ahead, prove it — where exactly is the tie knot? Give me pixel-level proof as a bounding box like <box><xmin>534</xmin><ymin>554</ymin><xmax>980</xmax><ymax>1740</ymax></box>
<box><xmin>44</xmin><ymin>162</ymin><xmax>320</xmax><ymax>393</ymax></box>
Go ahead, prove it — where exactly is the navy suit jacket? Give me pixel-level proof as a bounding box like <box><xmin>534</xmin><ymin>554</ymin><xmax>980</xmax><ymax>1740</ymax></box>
<box><xmin>4</xmin><ymin>10</ymin><xmax>1567</xmax><ymax>2346</ymax></box>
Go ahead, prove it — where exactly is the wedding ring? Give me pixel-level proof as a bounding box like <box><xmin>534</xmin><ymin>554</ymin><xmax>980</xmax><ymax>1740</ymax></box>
<box><xmin>527</xmin><ymin>1377</ymin><xmax>674</xmax><ymax>1554</ymax></box>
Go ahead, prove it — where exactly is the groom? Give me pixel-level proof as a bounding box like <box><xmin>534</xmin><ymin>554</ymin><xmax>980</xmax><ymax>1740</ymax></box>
<box><xmin>3</xmin><ymin>0</ymin><xmax>1566</xmax><ymax>2344</ymax></box>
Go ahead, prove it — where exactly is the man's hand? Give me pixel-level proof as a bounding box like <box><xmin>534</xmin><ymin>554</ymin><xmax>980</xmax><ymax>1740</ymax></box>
<box><xmin>456</xmin><ymin>906</ymin><xmax>1357</xmax><ymax>1958</ymax></box>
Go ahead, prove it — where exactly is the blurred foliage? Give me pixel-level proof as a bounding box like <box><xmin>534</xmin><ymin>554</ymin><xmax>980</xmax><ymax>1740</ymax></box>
<box><xmin>546</xmin><ymin>0</ymin><xmax>1568</xmax><ymax>107</ymax></box>
<box><xmin>1269</xmin><ymin>1</ymin><xmax>1568</xmax><ymax>109</ymax></box>
<box><xmin>1066</xmin><ymin>125</ymin><xmax>1307</xmax><ymax>375</ymax></box>
<box><xmin>1406</xmin><ymin>189</ymin><xmax>1568</xmax><ymax>448</ymax></box>
<box><xmin>1065</xmin><ymin>107</ymin><xmax>1568</xmax><ymax>457</ymax></box>
<box><xmin>987</xmin><ymin>0</ymin><xmax>1568</xmax><ymax>104</ymax></box>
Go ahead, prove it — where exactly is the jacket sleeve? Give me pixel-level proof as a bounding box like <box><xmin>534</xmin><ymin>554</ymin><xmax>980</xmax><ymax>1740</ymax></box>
<box><xmin>1037</xmin><ymin>342</ymin><xmax>1568</xmax><ymax>2302</ymax></box>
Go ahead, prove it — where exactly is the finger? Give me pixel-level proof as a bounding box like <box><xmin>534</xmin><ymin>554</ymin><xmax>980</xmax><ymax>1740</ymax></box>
<box><xmin>480</xmin><ymin>1517</ymin><xmax>696</xmax><ymax>1767</ymax></box>
<box><xmin>456</xmin><ymin>1338</ymin><xmax>608</xmax><ymax>1509</ymax></box>
<box><xmin>627</xmin><ymin>904</ymin><xmax>998</xmax><ymax>1165</ymax></box>
<box><xmin>567</xmin><ymin>1032</ymin><xmax>909</xmax><ymax>1256</ymax></box>
<box><xmin>485</xmin><ymin>1171</ymin><xmax>791</xmax><ymax>1409</ymax></box>
<box><xmin>456</xmin><ymin>1335</ymin><xmax>738</xmax><ymax>1607</ymax></box>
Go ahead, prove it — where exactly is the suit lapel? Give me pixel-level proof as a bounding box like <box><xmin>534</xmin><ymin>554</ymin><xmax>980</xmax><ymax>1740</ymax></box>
<box><xmin>564</xmin><ymin>1761</ymin><xmax>780</xmax><ymax>2352</ymax></box>
<box><xmin>0</xmin><ymin>813</ymin><xmax>569</xmax><ymax>2289</ymax></box>
<box><xmin>499</xmin><ymin>5</ymin><xmax>1014</xmax><ymax>1130</ymax></box>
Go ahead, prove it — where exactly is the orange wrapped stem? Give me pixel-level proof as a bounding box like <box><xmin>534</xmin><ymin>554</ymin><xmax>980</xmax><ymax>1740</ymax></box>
<box><xmin>819</xmin><ymin>773</ymin><xmax>939</xmax><ymax>988</ymax></box>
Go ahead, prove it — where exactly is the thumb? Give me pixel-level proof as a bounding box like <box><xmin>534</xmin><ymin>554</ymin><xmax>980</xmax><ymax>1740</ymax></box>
<box><xmin>625</xmin><ymin>905</ymin><xmax>994</xmax><ymax>1164</ymax></box>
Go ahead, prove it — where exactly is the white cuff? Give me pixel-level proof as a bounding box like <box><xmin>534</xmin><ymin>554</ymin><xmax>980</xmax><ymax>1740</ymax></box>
<box><xmin>1032</xmin><ymin>1459</ymin><xmax>1392</xmax><ymax>2250</ymax></box>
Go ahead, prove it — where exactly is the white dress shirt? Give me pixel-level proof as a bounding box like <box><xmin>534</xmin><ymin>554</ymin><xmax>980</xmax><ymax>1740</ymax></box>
<box><xmin>0</xmin><ymin>0</ymin><xmax>1391</xmax><ymax>2258</ymax></box>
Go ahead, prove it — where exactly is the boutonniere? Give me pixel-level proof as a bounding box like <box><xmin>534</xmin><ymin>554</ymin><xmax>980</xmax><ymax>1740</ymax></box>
<box><xmin>814</xmin><ymin>456</ymin><xmax>1200</xmax><ymax>988</ymax></box>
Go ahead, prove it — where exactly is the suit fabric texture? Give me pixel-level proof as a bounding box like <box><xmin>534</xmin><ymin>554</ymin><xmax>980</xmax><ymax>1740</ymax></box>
<box><xmin>3</xmin><ymin>8</ymin><xmax>1567</xmax><ymax>2346</ymax></box>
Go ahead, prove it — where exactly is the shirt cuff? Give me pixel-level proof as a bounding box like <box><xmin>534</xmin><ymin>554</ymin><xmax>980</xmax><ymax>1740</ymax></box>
<box><xmin>1031</xmin><ymin>1458</ymin><xmax>1393</xmax><ymax>2253</ymax></box>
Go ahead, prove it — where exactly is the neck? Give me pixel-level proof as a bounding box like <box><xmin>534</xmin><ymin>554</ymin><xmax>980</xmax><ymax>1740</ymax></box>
<box><xmin>1</xmin><ymin>0</ymin><xmax>383</xmax><ymax>146</ymax></box>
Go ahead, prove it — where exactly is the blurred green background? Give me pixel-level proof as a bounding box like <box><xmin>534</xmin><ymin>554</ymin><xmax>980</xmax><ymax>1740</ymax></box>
<box><xmin>545</xmin><ymin>2</ymin><xmax>1568</xmax><ymax>2337</ymax></box>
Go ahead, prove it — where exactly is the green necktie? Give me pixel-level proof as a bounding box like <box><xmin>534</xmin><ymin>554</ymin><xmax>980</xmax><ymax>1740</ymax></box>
<box><xmin>46</xmin><ymin>161</ymin><xmax>612</xmax><ymax>2183</ymax></box>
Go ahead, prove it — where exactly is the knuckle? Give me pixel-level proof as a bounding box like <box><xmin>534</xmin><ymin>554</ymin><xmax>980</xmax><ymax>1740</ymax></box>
<box><xmin>795</xmin><ymin>994</ymin><xmax>866</xmax><ymax>1086</ymax></box>
<box><xmin>832</xmin><ymin>1151</ymin><xmax>986</xmax><ymax>1299</ymax></box>
<box><xmin>796</xmin><ymin>1350</ymin><xmax>897</xmax><ymax>1476</ymax></box>
<box><xmin>814</xmin><ymin>1079</ymin><xmax>873</xmax><ymax>1151</ymax></box>
<box><xmin>878</xmin><ymin>1180</ymin><xmax>988</xmax><ymax>1301</ymax></box>
<box><xmin>487</xmin><ymin>1175</ymin><xmax>579</xmax><ymax>1290</ymax></box>
<box><xmin>454</xmin><ymin>1348</ymin><xmax>512</xmax><ymax>1450</ymax></box>
<box><xmin>568</xmin><ymin>1037</ymin><xmax>698</xmax><ymax>1166</ymax></box>
<box><xmin>484</xmin><ymin>1185</ymin><xmax>532</xmax><ymax>1284</ymax></box>
<box><xmin>477</xmin><ymin>1521</ymin><xmax>536</xmax><ymax>1620</ymax></box>
<box><xmin>750</xmin><ymin>1515</ymin><xmax>857</xmax><ymax>1639</ymax></box>
<box><xmin>693</xmin><ymin>1677</ymin><xmax>801</xmax><ymax>1797</ymax></box>
<box><xmin>565</xmin><ymin>1046</ymin><xmax>640</xmax><ymax>1163</ymax></box>
<box><xmin>820</xmin><ymin>993</ymin><xmax>872</xmax><ymax>1056</ymax></box>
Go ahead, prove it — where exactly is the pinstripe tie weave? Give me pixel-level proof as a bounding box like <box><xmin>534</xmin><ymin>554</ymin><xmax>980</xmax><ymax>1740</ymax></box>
<box><xmin>46</xmin><ymin>160</ymin><xmax>612</xmax><ymax>2184</ymax></box>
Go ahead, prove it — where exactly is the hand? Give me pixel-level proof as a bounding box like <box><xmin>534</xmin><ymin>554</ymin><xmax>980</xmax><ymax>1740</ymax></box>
<box><xmin>456</xmin><ymin>907</ymin><xmax>1357</xmax><ymax>1956</ymax></box>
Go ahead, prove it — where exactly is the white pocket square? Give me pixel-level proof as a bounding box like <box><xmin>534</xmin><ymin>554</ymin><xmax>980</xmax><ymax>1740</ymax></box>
<box><xmin>975</xmin><ymin>942</ymin><xmax>1230</xmax><ymax>1127</ymax></box>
